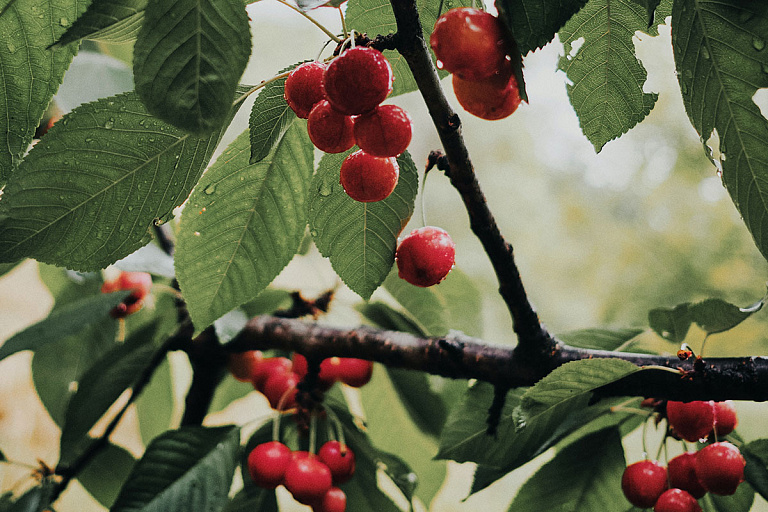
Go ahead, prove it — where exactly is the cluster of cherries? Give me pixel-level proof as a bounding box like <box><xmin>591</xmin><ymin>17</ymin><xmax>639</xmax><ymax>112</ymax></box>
<box><xmin>248</xmin><ymin>439</ymin><xmax>355</xmax><ymax>511</ymax></box>
<box><xmin>284</xmin><ymin>45</ymin><xmax>412</xmax><ymax>203</ymax></box>
<box><xmin>228</xmin><ymin>350</ymin><xmax>374</xmax><ymax>410</ymax></box>
<box><xmin>431</xmin><ymin>7</ymin><xmax>521</xmax><ymax>121</ymax></box>
<box><xmin>622</xmin><ymin>400</ymin><xmax>746</xmax><ymax>511</ymax></box>
<box><xmin>100</xmin><ymin>271</ymin><xmax>153</xmax><ymax>318</ymax></box>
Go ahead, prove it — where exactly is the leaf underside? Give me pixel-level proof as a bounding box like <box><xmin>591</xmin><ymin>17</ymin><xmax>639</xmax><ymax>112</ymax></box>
<box><xmin>54</xmin><ymin>0</ymin><xmax>148</xmax><ymax>46</ymax></box>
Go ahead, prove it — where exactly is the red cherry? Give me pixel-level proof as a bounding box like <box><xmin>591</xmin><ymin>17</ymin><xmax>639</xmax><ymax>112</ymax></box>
<box><xmin>251</xmin><ymin>357</ymin><xmax>293</xmax><ymax>391</ymax></box>
<box><xmin>101</xmin><ymin>271</ymin><xmax>153</xmax><ymax>317</ymax></box>
<box><xmin>430</xmin><ymin>8</ymin><xmax>507</xmax><ymax>81</ymax></box>
<box><xmin>307</xmin><ymin>100</ymin><xmax>355</xmax><ymax>154</ymax></box>
<box><xmin>666</xmin><ymin>401</ymin><xmax>716</xmax><ymax>442</ymax></box>
<box><xmin>339</xmin><ymin>150</ymin><xmax>399</xmax><ymax>202</ymax></box>
<box><xmin>291</xmin><ymin>353</ymin><xmax>337</xmax><ymax>390</ymax></box>
<box><xmin>318</xmin><ymin>441</ymin><xmax>356</xmax><ymax>484</ymax></box>
<box><xmin>313</xmin><ymin>487</ymin><xmax>346</xmax><ymax>512</ymax></box>
<box><xmin>228</xmin><ymin>350</ymin><xmax>264</xmax><ymax>382</ymax></box>
<box><xmin>247</xmin><ymin>441</ymin><xmax>292</xmax><ymax>488</ymax></box>
<box><xmin>653</xmin><ymin>489</ymin><xmax>702</xmax><ymax>512</ymax></box>
<box><xmin>353</xmin><ymin>105</ymin><xmax>413</xmax><ymax>157</ymax></box>
<box><xmin>668</xmin><ymin>452</ymin><xmax>707</xmax><ymax>499</ymax></box>
<box><xmin>712</xmin><ymin>401</ymin><xmax>738</xmax><ymax>437</ymax></box>
<box><xmin>337</xmin><ymin>359</ymin><xmax>373</xmax><ymax>388</ymax></box>
<box><xmin>262</xmin><ymin>371</ymin><xmax>299</xmax><ymax>410</ymax></box>
<box><xmin>284</xmin><ymin>454</ymin><xmax>333</xmax><ymax>505</ymax></box>
<box><xmin>323</xmin><ymin>46</ymin><xmax>393</xmax><ymax>115</ymax></box>
<box><xmin>284</xmin><ymin>61</ymin><xmax>328</xmax><ymax>119</ymax></box>
<box><xmin>396</xmin><ymin>226</ymin><xmax>456</xmax><ymax>287</ymax></box>
<box><xmin>695</xmin><ymin>442</ymin><xmax>745</xmax><ymax>495</ymax></box>
<box><xmin>621</xmin><ymin>460</ymin><xmax>668</xmax><ymax>509</ymax></box>
<box><xmin>452</xmin><ymin>63</ymin><xmax>521</xmax><ymax>121</ymax></box>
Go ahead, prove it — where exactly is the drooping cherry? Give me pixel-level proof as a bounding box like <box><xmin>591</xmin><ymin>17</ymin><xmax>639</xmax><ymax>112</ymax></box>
<box><xmin>307</xmin><ymin>100</ymin><xmax>355</xmax><ymax>154</ymax></box>
<box><xmin>353</xmin><ymin>105</ymin><xmax>413</xmax><ymax>157</ymax></box>
<box><xmin>313</xmin><ymin>487</ymin><xmax>347</xmax><ymax>512</ymax></box>
<box><xmin>452</xmin><ymin>62</ymin><xmax>521</xmax><ymax>121</ymax></box>
<box><xmin>621</xmin><ymin>460</ymin><xmax>668</xmax><ymax>509</ymax></box>
<box><xmin>283</xmin><ymin>454</ymin><xmax>333</xmax><ymax>505</ymax></box>
<box><xmin>395</xmin><ymin>226</ymin><xmax>456</xmax><ymax>287</ymax></box>
<box><xmin>262</xmin><ymin>370</ymin><xmax>300</xmax><ymax>410</ymax></box>
<box><xmin>247</xmin><ymin>441</ymin><xmax>293</xmax><ymax>489</ymax></box>
<box><xmin>339</xmin><ymin>150</ymin><xmax>399</xmax><ymax>202</ymax></box>
<box><xmin>228</xmin><ymin>350</ymin><xmax>264</xmax><ymax>382</ymax></box>
<box><xmin>712</xmin><ymin>400</ymin><xmax>738</xmax><ymax>437</ymax></box>
<box><xmin>666</xmin><ymin>401</ymin><xmax>716</xmax><ymax>442</ymax></box>
<box><xmin>318</xmin><ymin>440</ymin><xmax>356</xmax><ymax>484</ymax></box>
<box><xmin>336</xmin><ymin>358</ymin><xmax>374</xmax><ymax>388</ymax></box>
<box><xmin>284</xmin><ymin>61</ymin><xmax>328</xmax><ymax>119</ymax></box>
<box><xmin>251</xmin><ymin>357</ymin><xmax>293</xmax><ymax>391</ymax></box>
<box><xmin>653</xmin><ymin>489</ymin><xmax>702</xmax><ymax>512</ymax></box>
<box><xmin>668</xmin><ymin>452</ymin><xmax>707</xmax><ymax>499</ymax></box>
<box><xmin>323</xmin><ymin>46</ymin><xmax>393</xmax><ymax>115</ymax></box>
<box><xmin>291</xmin><ymin>353</ymin><xmax>338</xmax><ymax>390</ymax></box>
<box><xmin>695</xmin><ymin>442</ymin><xmax>745</xmax><ymax>496</ymax></box>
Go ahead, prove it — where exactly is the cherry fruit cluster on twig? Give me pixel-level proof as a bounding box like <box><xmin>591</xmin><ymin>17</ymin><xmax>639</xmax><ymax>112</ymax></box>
<box><xmin>100</xmin><ymin>271</ymin><xmax>153</xmax><ymax>318</ymax></box>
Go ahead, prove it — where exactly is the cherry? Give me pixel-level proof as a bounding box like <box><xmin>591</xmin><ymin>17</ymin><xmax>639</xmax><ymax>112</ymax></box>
<box><xmin>395</xmin><ymin>226</ymin><xmax>456</xmax><ymax>287</ymax></box>
<box><xmin>307</xmin><ymin>100</ymin><xmax>355</xmax><ymax>154</ymax></box>
<box><xmin>283</xmin><ymin>454</ymin><xmax>333</xmax><ymax>505</ymax></box>
<box><xmin>292</xmin><ymin>353</ymin><xmax>338</xmax><ymax>390</ymax></box>
<box><xmin>262</xmin><ymin>370</ymin><xmax>299</xmax><ymax>410</ymax></box>
<box><xmin>318</xmin><ymin>441</ymin><xmax>356</xmax><ymax>484</ymax></box>
<box><xmin>653</xmin><ymin>489</ymin><xmax>702</xmax><ymax>512</ymax></box>
<box><xmin>284</xmin><ymin>61</ymin><xmax>328</xmax><ymax>119</ymax></box>
<box><xmin>323</xmin><ymin>46</ymin><xmax>393</xmax><ymax>115</ymax></box>
<box><xmin>695</xmin><ymin>442</ymin><xmax>745</xmax><ymax>495</ymax></box>
<box><xmin>336</xmin><ymin>358</ymin><xmax>374</xmax><ymax>388</ymax></box>
<box><xmin>353</xmin><ymin>105</ymin><xmax>413</xmax><ymax>157</ymax></box>
<box><xmin>101</xmin><ymin>271</ymin><xmax>153</xmax><ymax>317</ymax></box>
<box><xmin>621</xmin><ymin>460</ymin><xmax>668</xmax><ymax>509</ymax></box>
<box><xmin>339</xmin><ymin>150</ymin><xmax>399</xmax><ymax>202</ymax></box>
<box><xmin>668</xmin><ymin>452</ymin><xmax>707</xmax><ymax>499</ymax></box>
<box><xmin>430</xmin><ymin>8</ymin><xmax>507</xmax><ymax>81</ymax></box>
<box><xmin>712</xmin><ymin>401</ymin><xmax>738</xmax><ymax>437</ymax></box>
<box><xmin>313</xmin><ymin>487</ymin><xmax>346</xmax><ymax>512</ymax></box>
<box><xmin>251</xmin><ymin>357</ymin><xmax>293</xmax><ymax>391</ymax></box>
<box><xmin>247</xmin><ymin>441</ymin><xmax>292</xmax><ymax>489</ymax></box>
<box><xmin>666</xmin><ymin>401</ymin><xmax>716</xmax><ymax>442</ymax></box>
<box><xmin>452</xmin><ymin>63</ymin><xmax>521</xmax><ymax>121</ymax></box>
<box><xmin>228</xmin><ymin>350</ymin><xmax>263</xmax><ymax>382</ymax></box>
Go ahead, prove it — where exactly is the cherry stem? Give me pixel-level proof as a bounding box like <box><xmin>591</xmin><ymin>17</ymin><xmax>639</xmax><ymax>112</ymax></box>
<box><xmin>338</xmin><ymin>6</ymin><xmax>348</xmax><ymax>39</ymax></box>
<box><xmin>237</xmin><ymin>70</ymin><xmax>293</xmax><ymax>105</ymax></box>
<box><xmin>641</xmin><ymin>415</ymin><xmax>650</xmax><ymax>457</ymax></box>
<box><xmin>655</xmin><ymin>425</ymin><xmax>669</xmax><ymax>461</ymax></box>
<box><xmin>117</xmin><ymin>318</ymin><xmax>126</xmax><ymax>342</ymax></box>
<box><xmin>700</xmin><ymin>333</ymin><xmax>711</xmax><ymax>358</ymax></box>
<box><xmin>324</xmin><ymin>406</ymin><xmax>346</xmax><ymax>446</ymax></box>
<box><xmin>309</xmin><ymin>413</ymin><xmax>318</xmax><ymax>454</ymax></box>
<box><xmin>273</xmin><ymin>0</ymin><xmax>342</xmax><ymax>42</ymax></box>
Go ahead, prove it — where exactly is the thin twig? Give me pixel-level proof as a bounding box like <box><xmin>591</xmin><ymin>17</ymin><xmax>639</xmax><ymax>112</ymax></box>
<box><xmin>273</xmin><ymin>0</ymin><xmax>342</xmax><ymax>42</ymax></box>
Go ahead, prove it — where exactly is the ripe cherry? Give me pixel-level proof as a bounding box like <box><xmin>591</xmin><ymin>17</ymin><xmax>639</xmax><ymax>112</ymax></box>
<box><xmin>712</xmin><ymin>401</ymin><xmax>738</xmax><ymax>437</ymax></box>
<box><xmin>307</xmin><ymin>100</ymin><xmax>355</xmax><ymax>154</ymax></box>
<box><xmin>695</xmin><ymin>442</ymin><xmax>745</xmax><ymax>495</ymax></box>
<box><xmin>284</xmin><ymin>454</ymin><xmax>333</xmax><ymax>505</ymax></box>
<box><xmin>395</xmin><ymin>226</ymin><xmax>456</xmax><ymax>287</ymax></box>
<box><xmin>653</xmin><ymin>489</ymin><xmax>702</xmax><ymax>512</ymax></box>
<box><xmin>318</xmin><ymin>441</ymin><xmax>356</xmax><ymax>484</ymax></box>
<box><xmin>323</xmin><ymin>46</ymin><xmax>393</xmax><ymax>115</ymax></box>
<box><xmin>336</xmin><ymin>358</ymin><xmax>374</xmax><ymax>388</ymax></box>
<box><xmin>353</xmin><ymin>105</ymin><xmax>413</xmax><ymax>157</ymax></box>
<box><xmin>314</xmin><ymin>487</ymin><xmax>346</xmax><ymax>512</ymax></box>
<box><xmin>247</xmin><ymin>441</ymin><xmax>292</xmax><ymax>489</ymax></box>
<box><xmin>284</xmin><ymin>61</ymin><xmax>328</xmax><ymax>119</ymax></box>
<box><xmin>621</xmin><ymin>460</ymin><xmax>668</xmax><ymax>509</ymax></box>
<box><xmin>668</xmin><ymin>452</ymin><xmax>707</xmax><ymax>499</ymax></box>
<box><xmin>292</xmin><ymin>353</ymin><xmax>337</xmax><ymax>390</ymax></box>
<box><xmin>262</xmin><ymin>371</ymin><xmax>299</xmax><ymax>410</ymax></box>
<box><xmin>452</xmin><ymin>63</ymin><xmax>521</xmax><ymax>121</ymax></box>
<box><xmin>339</xmin><ymin>150</ymin><xmax>399</xmax><ymax>202</ymax></box>
<box><xmin>228</xmin><ymin>350</ymin><xmax>263</xmax><ymax>382</ymax></box>
<box><xmin>101</xmin><ymin>271</ymin><xmax>153</xmax><ymax>317</ymax></box>
<box><xmin>251</xmin><ymin>357</ymin><xmax>293</xmax><ymax>391</ymax></box>
<box><xmin>666</xmin><ymin>401</ymin><xmax>716</xmax><ymax>442</ymax></box>
<box><xmin>430</xmin><ymin>7</ymin><xmax>507</xmax><ymax>80</ymax></box>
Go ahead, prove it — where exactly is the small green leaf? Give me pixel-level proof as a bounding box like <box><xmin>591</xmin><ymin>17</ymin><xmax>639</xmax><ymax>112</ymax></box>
<box><xmin>133</xmin><ymin>0</ymin><xmax>251</xmax><ymax>133</ymax></box>
<box><xmin>0</xmin><ymin>292</ymin><xmax>129</xmax><ymax>362</ymax></box>
<box><xmin>703</xmin><ymin>483</ymin><xmax>755</xmax><ymax>512</ymax></box>
<box><xmin>649</xmin><ymin>302</ymin><xmax>693</xmax><ymax>343</ymax></box>
<box><xmin>176</xmin><ymin>123</ymin><xmax>314</xmax><ymax>332</ymax></box>
<box><xmin>507</xmin><ymin>428</ymin><xmax>626</xmax><ymax>510</ymax></box>
<box><xmin>111</xmin><ymin>426</ymin><xmax>240</xmax><ymax>512</ymax></box>
<box><xmin>309</xmin><ymin>151</ymin><xmax>418</xmax><ymax>299</ymax></box>
<box><xmin>77</xmin><ymin>444</ymin><xmax>136</xmax><ymax>508</ymax></box>
<box><xmin>356</xmin><ymin>301</ymin><xmax>424</xmax><ymax>335</ymax></box>
<box><xmin>742</xmin><ymin>439</ymin><xmax>768</xmax><ymax>501</ymax></box>
<box><xmin>53</xmin><ymin>0</ymin><xmax>148</xmax><ymax>47</ymax></box>
<box><xmin>558</xmin><ymin>0</ymin><xmax>659</xmax><ymax>151</ymax></box>
<box><xmin>495</xmin><ymin>0</ymin><xmax>588</xmax><ymax>54</ymax></box>
<box><xmin>249</xmin><ymin>64</ymin><xmax>299</xmax><ymax>164</ymax></box>
<box><xmin>136</xmin><ymin>357</ymin><xmax>174</xmax><ymax>445</ymax></box>
<box><xmin>0</xmin><ymin>92</ymin><xmax>241</xmax><ymax>270</ymax></box>
<box><xmin>558</xmin><ymin>327</ymin><xmax>644</xmax><ymax>351</ymax></box>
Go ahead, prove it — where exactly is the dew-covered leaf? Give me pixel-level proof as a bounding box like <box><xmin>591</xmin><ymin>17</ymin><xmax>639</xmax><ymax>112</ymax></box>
<box><xmin>53</xmin><ymin>0</ymin><xmax>148</xmax><ymax>46</ymax></box>
<box><xmin>249</xmin><ymin>64</ymin><xmax>299</xmax><ymax>164</ymax></box>
<box><xmin>495</xmin><ymin>0</ymin><xmax>588</xmax><ymax>54</ymax></box>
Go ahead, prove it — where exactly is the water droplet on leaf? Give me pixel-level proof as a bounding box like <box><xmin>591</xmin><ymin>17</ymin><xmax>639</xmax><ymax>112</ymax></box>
<box><xmin>753</xmin><ymin>37</ymin><xmax>765</xmax><ymax>51</ymax></box>
<box><xmin>204</xmin><ymin>183</ymin><xmax>216</xmax><ymax>195</ymax></box>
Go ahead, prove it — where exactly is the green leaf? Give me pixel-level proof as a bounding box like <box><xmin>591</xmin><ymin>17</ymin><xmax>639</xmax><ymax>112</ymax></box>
<box><xmin>176</xmin><ymin>123</ymin><xmax>314</xmax><ymax>332</ymax></box>
<box><xmin>672</xmin><ymin>3</ymin><xmax>768</xmax><ymax>261</ymax></box>
<box><xmin>557</xmin><ymin>327</ymin><xmax>644</xmax><ymax>351</ymax></box>
<box><xmin>356</xmin><ymin>301</ymin><xmax>424</xmax><ymax>335</ymax></box>
<box><xmin>0</xmin><ymin>292</ymin><xmax>129</xmax><ymax>362</ymax></box>
<box><xmin>77</xmin><ymin>443</ymin><xmax>136</xmax><ymax>508</ymax></box>
<box><xmin>111</xmin><ymin>426</ymin><xmax>240</xmax><ymax>512</ymax></box>
<box><xmin>0</xmin><ymin>261</ymin><xmax>20</xmax><ymax>278</ymax></box>
<box><xmin>0</xmin><ymin>0</ymin><xmax>84</xmax><ymax>185</ymax></box>
<box><xmin>0</xmin><ymin>92</ymin><xmax>239</xmax><ymax>270</ymax></box>
<box><xmin>7</xmin><ymin>482</ymin><xmax>54</xmax><ymax>512</ymax></box>
<box><xmin>136</xmin><ymin>357</ymin><xmax>174</xmax><ymax>445</ymax></box>
<box><xmin>133</xmin><ymin>0</ymin><xmax>251</xmax><ymax>134</ymax></box>
<box><xmin>53</xmin><ymin>0</ymin><xmax>148</xmax><ymax>46</ymax></box>
<box><xmin>59</xmin><ymin>322</ymin><xmax>159</xmax><ymax>467</ymax></box>
<box><xmin>649</xmin><ymin>303</ymin><xmax>692</xmax><ymax>343</ymax></box>
<box><xmin>507</xmin><ymin>428</ymin><xmax>626</xmax><ymax>511</ymax></box>
<box><xmin>702</xmin><ymin>483</ymin><xmax>755</xmax><ymax>512</ymax></box>
<box><xmin>309</xmin><ymin>151</ymin><xmax>418</xmax><ymax>300</ymax></box>
<box><xmin>249</xmin><ymin>64</ymin><xmax>299</xmax><ymax>164</ymax></box>
<box><xmin>630</xmin><ymin>0</ymin><xmax>661</xmax><ymax>26</ymax></box>
<box><xmin>222</xmin><ymin>487</ymin><xmax>277</xmax><ymax>512</ymax></box>
<box><xmin>495</xmin><ymin>0</ymin><xmax>588</xmax><ymax>54</ymax></box>
<box><xmin>558</xmin><ymin>0</ymin><xmax>659</xmax><ymax>151</ymax></box>
<box><xmin>742</xmin><ymin>439</ymin><xmax>768</xmax><ymax>502</ymax></box>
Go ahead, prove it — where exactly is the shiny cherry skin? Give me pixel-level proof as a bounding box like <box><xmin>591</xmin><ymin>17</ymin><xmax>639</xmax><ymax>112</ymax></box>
<box><xmin>251</xmin><ymin>357</ymin><xmax>293</xmax><ymax>391</ymax></box>
<box><xmin>712</xmin><ymin>401</ymin><xmax>738</xmax><ymax>437</ymax></box>
<box><xmin>247</xmin><ymin>441</ymin><xmax>292</xmax><ymax>489</ymax></box>
<box><xmin>336</xmin><ymin>359</ymin><xmax>374</xmax><ymax>388</ymax></box>
<box><xmin>695</xmin><ymin>442</ymin><xmax>745</xmax><ymax>496</ymax></box>
<box><xmin>228</xmin><ymin>350</ymin><xmax>264</xmax><ymax>382</ymax></box>
<box><xmin>313</xmin><ymin>487</ymin><xmax>346</xmax><ymax>512</ymax></box>
<box><xmin>284</xmin><ymin>454</ymin><xmax>333</xmax><ymax>505</ymax></box>
<box><xmin>101</xmin><ymin>271</ymin><xmax>153</xmax><ymax>317</ymax></box>
<box><xmin>353</xmin><ymin>105</ymin><xmax>413</xmax><ymax>157</ymax></box>
<box><xmin>396</xmin><ymin>226</ymin><xmax>456</xmax><ymax>287</ymax></box>
<box><xmin>452</xmin><ymin>62</ymin><xmax>521</xmax><ymax>121</ymax></box>
<box><xmin>668</xmin><ymin>452</ymin><xmax>707</xmax><ymax>499</ymax></box>
<box><xmin>653</xmin><ymin>489</ymin><xmax>702</xmax><ymax>512</ymax></box>
<box><xmin>430</xmin><ymin>7</ymin><xmax>507</xmax><ymax>80</ymax></box>
<box><xmin>323</xmin><ymin>47</ymin><xmax>393</xmax><ymax>115</ymax></box>
<box><xmin>318</xmin><ymin>441</ymin><xmax>356</xmax><ymax>484</ymax></box>
<box><xmin>307</xmin><ymin>100</ymin><xmax>355</xmax><ymax>154</ymax></box>
<box><xmin>666</xmin><ymin>401</ymin><xmax>716</xmax><ymax>442</ymax></box>
<box><xmin>262</xmin><ymin>371</ymin><xmax>299</xmax><ymax>410</ymax></box>
<box><xmin>621</xmin><ymin>460</ymin><xmax>668</xmax><ymax>509</ymax></box>
<box><xmin>339</xmin><ymin>150</ymin><xmax>399</xmax><ymax>202</ymax></box>
<box><xmin>284</xmin><ymin>61</ymin><xmax>328</xmax><ymax>118</ymax></box>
